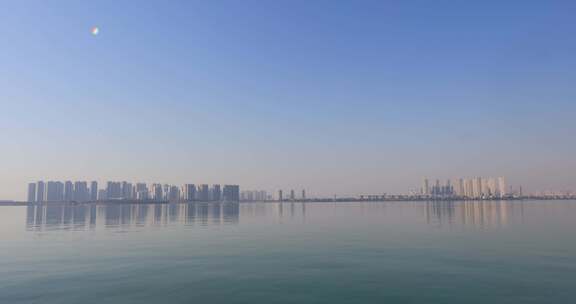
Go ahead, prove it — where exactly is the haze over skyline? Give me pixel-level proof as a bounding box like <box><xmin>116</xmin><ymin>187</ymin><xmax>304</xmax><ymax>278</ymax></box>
<box><xmin>2</xmin><ymin>0</ymin><xmax>576</xmax><ymax>200</ymax></box>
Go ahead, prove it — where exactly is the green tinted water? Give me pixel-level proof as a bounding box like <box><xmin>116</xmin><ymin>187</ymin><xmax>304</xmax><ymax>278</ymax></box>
<box><xmin>1</xmin><ymin>201</ymin><xmax>575</xmax><ymax>303</ymax></box>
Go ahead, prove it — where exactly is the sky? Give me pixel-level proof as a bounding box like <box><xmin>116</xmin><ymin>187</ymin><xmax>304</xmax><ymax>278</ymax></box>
<box><xmin>1</xmin><ymin>0</ymin><xmax>575</xmax><ymax>200</ymax></box>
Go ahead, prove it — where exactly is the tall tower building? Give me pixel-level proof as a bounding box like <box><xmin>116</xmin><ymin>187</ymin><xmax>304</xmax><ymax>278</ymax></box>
<box><xmin>90</xmin><ymin>181</ymin><xmax>98</xmax><ymax>201</ymax></box>
<box><xmin>183</xmin><ymin>184</ymin><xmax>196</xmax><ymax>201</ymax></box>
<box><xmin>498</xmin><ymin>177</ymin><xmax>507</xmax><ymax>198</ymax></box>
<box><xmin>64</xmin><ymin>181</ymin><xmax>73</xmax><ymax>202</ymax></box>
<box><xmin>278</xmin><ymin>190</ymin><xmax>283</xmax><ymax>202</ymax></box>
<box><xmin>46</xmin><ymin>181</ymin><xmax>57</xmax><ymax>202</ymax></box>
<box><xmin>422</xmin><ymin>178</ymin><xmax>430</xmax><ymax>196</ymax></box>
<box><xmin>482</xmin><ymin>178</ymin><xmax>490</xmax><ymax>197</ymax></box>
<box><xmin>163</xmin><ymin>184</ymin><xmax>170</xmax><ymax>200</ymax></box>
<box><xmin>168</xmin><ymin>186</ymin><xmax>180</xmax><ymax>202</ymax></box>
<box><xmin>98</xmin><ymin>189</ymin><xmax>108</xmax><ymax>201</ymax></box>
<box><xmin>74</xmin><ymin>181</ymin><xmax>89</xmax><ymax>202</ymax></box>
<box><xmin>464</xmin><ymin>178</ymin><xmax>473</xmax><ymax>198</ymax></box>
<box><xmin>121</xmin><ymin>182</ymin><xmax>133</xmax><ymax>200</ymax></box>
<box><xmin>45</xmin><ymin>181</ymin><xmax>63</xmax><ymax>202</ymax></box>
<box><xmin>36</xmin><ymin>181</ymin><xmax>45</xmax><ymax>203</ymax></box>
<box><xmin>488</xmin><ymin>178</ymin><xmax>498</xmax><ymax>197</ymax></box>
<box><xmin>212</xmin><ymin>184</ymin><xmax>222</xmax><ymax>202</ymax></box>
<box><xmin>445</xmin><ymin>180</ymin><xmax>452</xmax><ymax>197</ymax></box>
<box><xmin>135</xmin><ymin>183</ymin><xmax>149</xmax><ymax>201</ymax></box>
<box><xmin>153</xmin><ymin>184</ymin><xmax>163</xmax><ymax>201</ymax></box>
<box><xmin>474</xmin><ymin>177</ymin><xmax>482</xmax><ymax>199</ymax></box>
<box><xmin>458</xmin><ymin>178</ymin><xmax>464</xmax><ymax>197</ymax></box>
<box><xmin>135</xmin><ymin>183</ymin><xmax>148</xmax><ymax>197</ymax></box>
<box><xmin>222</xmin><ymin>185</ymin><xmax>240</xmax><ymax>202</ymax></box>
<box><xmin>27</xmin><ymin>183</ymin><xmax>36</xmax><ymax>203</ymax></box>
<box><xmin>198</xmin><ymin>184</ymin><xmax>209</xmax><ymax>201</ymax></box>
<box><xmin>290</xmin><ymin>189</ymin><xmax>295</xmax><ymax>201</ymax></box>
<box><xmin>106</xmin><ymin>182</ymin><xmax>122</xmax><ymax>200</ymax></box>
<box><xmin>302</xmin><ymin>189</ymin><xmax>306</xmax><ymax>200</ymax></box>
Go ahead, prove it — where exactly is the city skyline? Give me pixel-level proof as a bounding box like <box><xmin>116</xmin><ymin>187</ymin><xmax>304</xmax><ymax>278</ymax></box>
<box><xmin>2</xmin><ymin>1</ymin><xmax>576</xmax><ymax>200</ymax></box>
<box><xmin>26</xmin><ymin>180</ymin><xmax>240</xmax><ymax>203</ymax></box>
<box><xmin>19</xmin><ymin>175</ymin><xmax>576</xmax><ymax>204</ymax></box>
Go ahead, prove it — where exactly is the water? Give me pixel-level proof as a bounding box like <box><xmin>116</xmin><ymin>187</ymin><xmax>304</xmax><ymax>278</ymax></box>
<box><xmin>1</xmin><ymin>201</ymin><xmax>575</xmax><ymax>303</ymax></box>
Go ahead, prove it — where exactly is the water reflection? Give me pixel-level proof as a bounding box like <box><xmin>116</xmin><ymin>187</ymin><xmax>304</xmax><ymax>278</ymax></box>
<box><xmin>26</xmin><ymin>203</ymin><xmax>239</xmax><ymax>232</ymax></box>
<box><xmin>25</xmin><ymin>200</ymin><xmax>540</xmax><ymax>232</ymax></box>
<box><xmin>425</xmin><ymin>200</ymin><xmax>522</xmax><ymax>229</ymax></box>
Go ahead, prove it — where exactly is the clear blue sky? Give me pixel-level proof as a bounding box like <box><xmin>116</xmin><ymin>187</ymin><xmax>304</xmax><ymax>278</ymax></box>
<box><xmin>1</xmin><ymin>0</ymin><xmax>575</xmax><ymax>200</ymax></box>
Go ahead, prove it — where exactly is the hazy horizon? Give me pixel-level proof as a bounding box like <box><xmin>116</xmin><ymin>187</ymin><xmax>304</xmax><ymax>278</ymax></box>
<box><xmin>2</xmin><ymin>1</ymin><xmax>576</xmax><ymax>200</ymax></box>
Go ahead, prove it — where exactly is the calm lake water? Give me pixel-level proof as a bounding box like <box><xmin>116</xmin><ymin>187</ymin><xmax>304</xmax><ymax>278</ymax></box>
<box><xmin>1</xmin><ymin>200</ymin><xmax>575</xmax><ymax>303</ymax></box>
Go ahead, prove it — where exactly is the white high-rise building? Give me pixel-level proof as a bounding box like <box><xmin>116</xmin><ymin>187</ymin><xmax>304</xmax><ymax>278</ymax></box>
<box><xmin>422</xmin><ymin>178</ymin><xmax>430</xmax><ymax>196</ymax></box>
<box><xmin>488</xmin><ymin>178</ymin><xmax>498</xmax><ymax>197</ymax></box>
<box><xmin>481</xmin><ymin>178</ymin><xmax>490</xmax><ymax>197</ymax></box>
<box><xmin>498</xmin><ymin>177</ymin><xmax>507</xmax><ymax>198</ymax></box>
<box><xmin>474</xmin><ymin>177</ymin><xmax>482</xmax><ymax>198</ymax></box>
<box><xmin>457</xmin><ymin>178</ymin><xmax>464</xmax><ymax>197</ymax></box>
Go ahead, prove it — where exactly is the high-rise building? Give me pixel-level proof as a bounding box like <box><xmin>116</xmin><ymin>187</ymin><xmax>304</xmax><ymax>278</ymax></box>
<box><xmin>135</xmin><ymin>183</ymin><xmax>148</xmax><ymax>201</ymax></box>
<box><xmin>121</xmin><ymin>182</ymin><xmax>133</xmax><ymax>200</ymax></box>
<box><xmin>466</xmin><ymin>179</ymin><xmax>474</xmax><ymax>198</ymax></box>
<box><xmin>290</xmin><ymin>189</ymin><xmax>295</xmax><ymax>201</ymax></box>
<box><xmin>488</xmin><ymin>178</ymin><xmax>498</xmax><ymax>197</ymax></box>
<box><xmin>198</xmin><ymin>184</ymin><xmax>209</xmax><ymax>201</ymax></box>
<box><xmin>74</xmin><ymin>181</ymin><xmax>89</xmax><ymax>202</ymax></box>
<box><xmin>106</xmin><ymin>182</ymin><xmax>122</xmax><ymax>200</ymax></box>
<box><xmin>64</xmin><ymin>181</ymin><xmax>73</xmax><ymax>202</ymax></box>
<box><xmin>422</xmin><ymin>178</ymin><xmax>430</xmax><ymax>196</ymax></box>
<box><xmin>163</xmin><ymin>184</ymin><xmax>171</xmax><ymax>200</ymax></box>
<box><xmin>46</xmin><ymin>181</ymin><xmax>64</xmax><ymax>202</ymax></box>
<box><xmin>98</xmin><ymin>189</ymin><xmax>107</xmax><ymax>201</ymax></box>
<box><xmin>222</xmin><ymin>185</ymin><xmax>240</xmax><ymax>202</ymax></box>
<box><xmin>27</xmin><ymin>183</ymin><xmax>36</xmax><ymax>202</ymax></box>
<box><xmin>153</xmin><ymin>184</ymin><xmax>163</xmax><ymax>201</ymax></box>
<box><xmin>211</xmin><ymin>184</ymin><xmax>221</xmax><ymax>202</ymax></box>
<box><xmin>482</xmin><ymin>178</ymin><xmax>490</xmax><ymax>197</ymax></box>
<box><xmin>90</xmin><ymin>181</ymin><xmax>98</xmax><ymax>201</ymax></box>
<box><xmin>278</xmin><ymin>190</ymin><xmax>283</xmax><ymax>201</ymax></box>
<box><xmin>36</xmin><ymin>181</ymin><xmax>45</xmax><ymax>202</ymax></box>
<box><xmin>302</xmin><ymin>189</ymin><xmax>306</xmax><ymax>200</ymax></box>
<box><xmin>183</xmin><ymin>184</ymin><xmax>196</xmax><ymax>201</ymax></box>
<box><xmin>422</xmin><ymin>176</ymin><xmax>512</xmax><ymax>199</ymax></box>
<box><xmin>457</xmin><ymin>178</ymin><xmax>464</xmax><ymax>197</ymax></box>
<box><xmin>168</xmin><ymin>186</ymin><xmax>180</xmax><ymax>202</ymax></box>
<box><xmin>498</xmin><ymin>177</ymin><xmax>507</xmax><ymax>198</ymax></box>
<box><xmin>474</xmin><ymin>177</ymin><xmax>482</xmax><ymax>199</ymax></box>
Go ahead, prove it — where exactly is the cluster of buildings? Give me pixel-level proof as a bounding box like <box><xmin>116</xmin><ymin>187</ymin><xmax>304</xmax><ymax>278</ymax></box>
<box><xmin>421</xmin><ymin>177</ymin><xmax>508</xmax><ymax>199</ymax></box>
<box><xmin>240</xmin><ymin>190</ymin><xmax>271</xmax><ymax>201</ymax></box>
<box><xmin>238</xmin><ymin>189</ymin><xmax>309</xmax><ymax>202</ymax></box>
<box><xmin>27</xmin><ymin>181</ymin><xmax>240</xmax><ymax>203</ymax></box>
<box><xmin>277</xmin><ymin>189</ymin><xmax>306</xmax><ymax>201</ymax></box>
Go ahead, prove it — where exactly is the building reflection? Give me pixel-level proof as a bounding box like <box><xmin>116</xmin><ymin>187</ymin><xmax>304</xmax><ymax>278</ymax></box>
<box><xmin>425</xmin><ymin>200</ymin><xmax>521</xmax><ymax>229</ymax></box>
<box><xmin>26</xmin><ymin>203</ymin><xmax>239</xmax><ymax>232</ymax></box>
<box><xmin>26</xmin><ymin>201</ymin><xmax>525</xmax><ymax>231</ymax></box>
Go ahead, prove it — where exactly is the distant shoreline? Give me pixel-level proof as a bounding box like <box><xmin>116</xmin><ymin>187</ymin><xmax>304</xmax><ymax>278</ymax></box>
<box><xmin>1</xmin><ymin>196</ymin><xmax>575</xmax><ymax>206</ymax></box>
